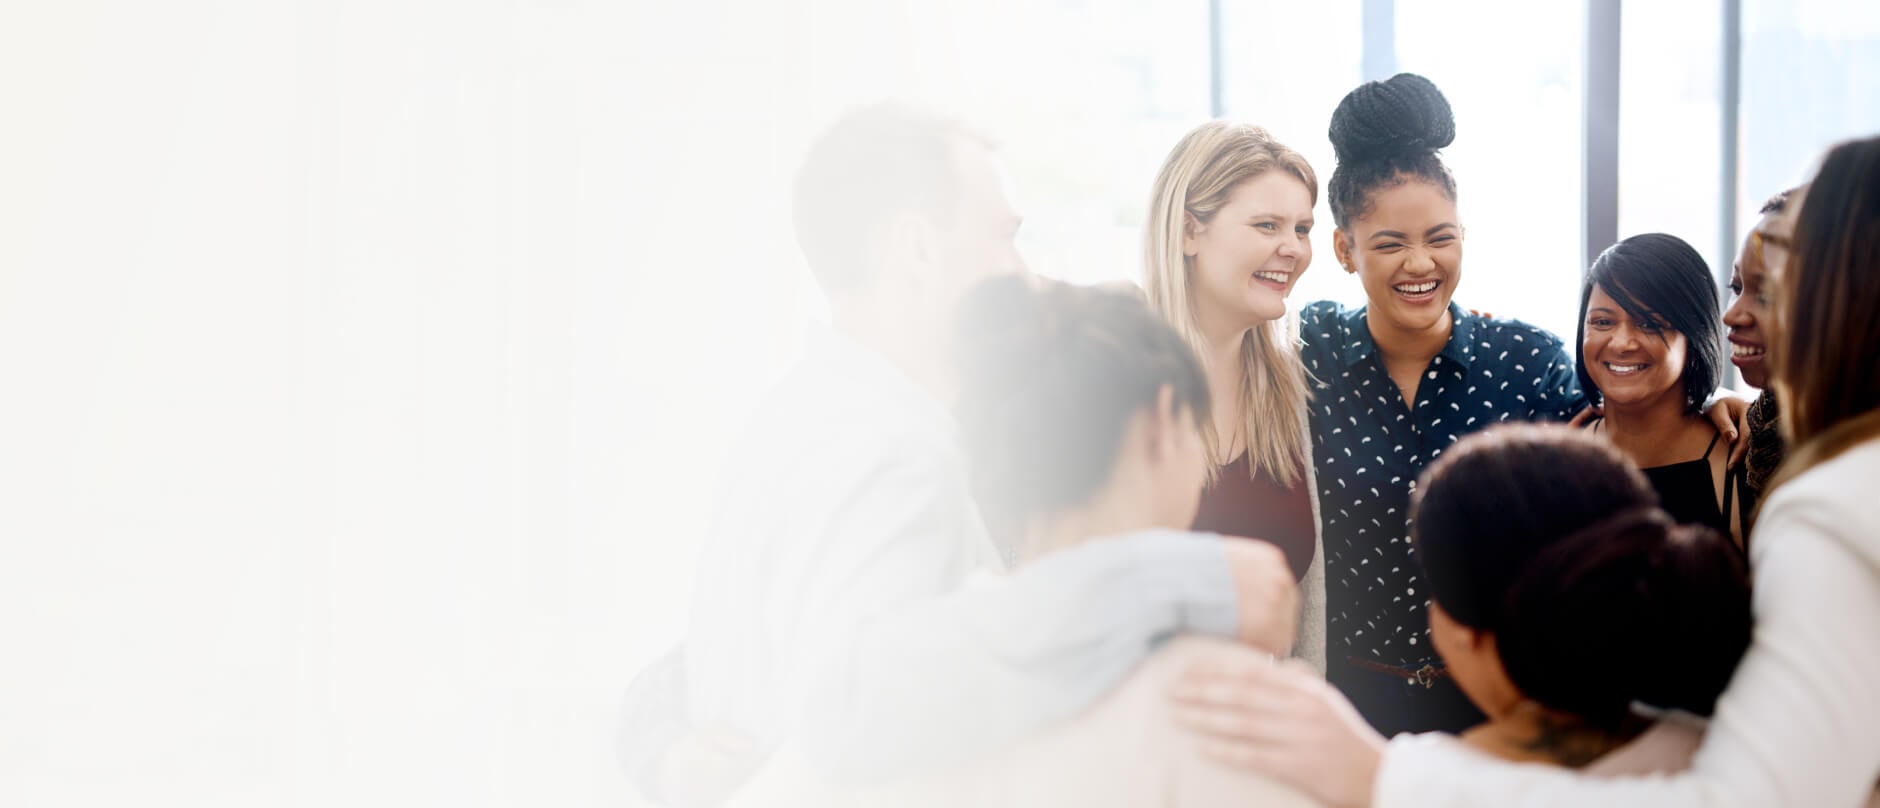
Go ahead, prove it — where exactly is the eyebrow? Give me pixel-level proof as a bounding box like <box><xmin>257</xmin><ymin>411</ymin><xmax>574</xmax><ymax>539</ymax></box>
<box><xmin>1369</xmin><ymin>223</ymin><xmax>1457</xmax><ymax>240</ymax></box>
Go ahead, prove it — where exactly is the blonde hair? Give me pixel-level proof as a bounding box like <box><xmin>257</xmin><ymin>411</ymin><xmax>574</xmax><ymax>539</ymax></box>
<box><xmin>1142</xmin><ymin>121</ymin><xmax>1318</xmax><ymax>486</ymax></box>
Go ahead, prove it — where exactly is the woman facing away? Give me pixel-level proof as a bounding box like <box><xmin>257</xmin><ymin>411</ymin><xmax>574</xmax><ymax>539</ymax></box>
<box><xmin>1142</xmin><ymin>120</ymin><xmax>1327</xmax><ymax>672</ymax></box>
<box><xmin>1166</xmin><ymin>135</ymin><xmax>1880</xmax><ymax>808</ymax></box>
<box><xmin>1577</xmin><ymin>233</ymin><xmax>1749</xmax><ymax>545</ymax></box>
<box><xmin>1288</xmin><ymin>72</ymin><xmax>1747</xmax><ymax>737</ymax></box>
<box><xmin>727</xmin><ymin>275</ymin><xmax>1317</xmax><ymax>808</ymax></box>
<box><xmin>1178</xmin><ymin>424</ymin><xmax>1752</xmax><ymax>776</ymax></box>
<box><xmin>1385</xmin><ymin>424</ymin><xmax>1748</xmax><ymax>773</ymax></box>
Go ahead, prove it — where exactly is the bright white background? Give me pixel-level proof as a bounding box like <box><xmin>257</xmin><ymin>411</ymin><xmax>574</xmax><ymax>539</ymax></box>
<box><xmin>0</xmin><ymin>2</ymin><xmax>1873</xmax><ymax>806</ymax></box>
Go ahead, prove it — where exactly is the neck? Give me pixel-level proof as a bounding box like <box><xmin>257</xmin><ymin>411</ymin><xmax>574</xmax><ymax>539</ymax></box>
<box><xmin>1020</xmin><ymin>493</ymin><xmax>1158</xmax><ymax>564</ymax></box>
<box><xmin>1196</xmin><ymin>308</ymin><xmax>1254</xmax><ymax>459</ymax></box>
<box><xmin>830</xmin><ymin>299</ymin><xmax>944</xmax><ymax>399</ymax></box>
<box><xmin>1368</xmin><ymin>306</ymin><xmax>1452</xmax><ymax>367</ymax></box>
<box><xmin>1600</xmin><ymin>391</ymin><xmax>1703</xmax><ymax>466</ymax></box>
<box><xmin>1460</xmin><ymin>701</ymin><xmax>1642</xmax><ymax>768</ymax></box>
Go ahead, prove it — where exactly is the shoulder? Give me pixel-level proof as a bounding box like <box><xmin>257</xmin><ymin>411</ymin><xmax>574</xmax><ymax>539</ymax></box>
<box><xmin>1298</xmin><ymin>300</ymin><xmax>1363</xmax><ymax>359</ymax></box>
<box><xmin>1758</xmin><ymin>438</ymin><xmax>1880</xmax><ymax>570</ymax></box>
<box><xmin>1468</xmin><ymin>311</ymin><xmax>1568</xmax><ymax>356</ymax></box>
<box><xmin>1583</xmin><ymin>716</ymin><xmax>1705</xmax><ymax>776</ymax></box>
<box><xmin>1299</xmin><ymin>299</ymin><xmax>1358</xmax><ymax>332</ymax></box>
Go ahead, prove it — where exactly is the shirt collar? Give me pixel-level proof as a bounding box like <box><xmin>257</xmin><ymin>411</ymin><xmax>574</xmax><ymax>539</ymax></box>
<box><xmin>1340</xmin><ymin>302</ymin><xmax>1477</xmax><ymax>370</ymax></box>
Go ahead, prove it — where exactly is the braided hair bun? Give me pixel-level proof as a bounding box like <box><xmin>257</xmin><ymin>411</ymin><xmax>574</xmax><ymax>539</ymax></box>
<box><xmin>1328</xmin><ymin>73</ymin><xmax>1456</xmax><ymax>164</ymax></box>
<box><xmin>1326</xmin><ymin>73</ymin><xmax>1459</xmax><ymax>228</ymax></box>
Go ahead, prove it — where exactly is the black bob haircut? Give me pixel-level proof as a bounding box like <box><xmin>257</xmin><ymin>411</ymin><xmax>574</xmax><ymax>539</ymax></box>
<box><xmin>1576</xmin><ymin>233</ymin><xmax>1726</xmax><ymax>413</ymax></box>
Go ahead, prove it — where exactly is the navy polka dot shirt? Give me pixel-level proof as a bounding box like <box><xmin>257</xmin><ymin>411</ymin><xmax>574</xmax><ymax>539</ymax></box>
<box><xmin>1300</xmin><ymin>300</ymin><xmax>1584</xmax><ymax>668</ymax></box>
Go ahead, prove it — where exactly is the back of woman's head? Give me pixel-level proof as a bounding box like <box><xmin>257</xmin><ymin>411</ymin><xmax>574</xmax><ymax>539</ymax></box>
<box><xmin>1413</xmin><ymin>425</ymin><xmax>1752</xmax><ymax>727</ymax></box>
<box><xmin>1576</xmin><ymin>232</ymin><xmax>1727</xmax><ymax>413</ymax></box>
<box><xmin>953</xmin><ymin>275</ymin><xmax>1210</xmax><ymax>543</ymax></box>
<box><xmin>1326</xmin><ymin>73</ymin><xmax>1458</xmax><ymax>230</ymax></box>
<box><xmin>1775</xmin><ymin>135</ymin><xmax>1880</xmax><ymax>449</ymax></box>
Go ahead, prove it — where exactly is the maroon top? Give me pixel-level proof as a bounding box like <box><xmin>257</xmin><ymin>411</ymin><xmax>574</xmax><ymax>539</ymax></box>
<box><xmin>1191</xmin><ymin>452</ymin><xmax>1317</xmax><ymax>581</ymax></box>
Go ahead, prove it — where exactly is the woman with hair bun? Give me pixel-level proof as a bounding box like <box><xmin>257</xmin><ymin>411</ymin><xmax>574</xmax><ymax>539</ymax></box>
<box><xmin>1288</xmin><ymin>73</ymin><xmax>1583</xmax><ymax>736</ymax></box>
<box><xmin>1405</xmin><ymin>425</ymin><xmax>1749</xmax><ymax>773</ymax></box>
<box><xmin>744</xmin><ymin>275</ymin><xmax>1320</xmax><ymax>808</ymax></box>
<box><xmin>1267</xmin><ymin>73</ymin><xmax>1743</xmax><ymax>737</ymax></box>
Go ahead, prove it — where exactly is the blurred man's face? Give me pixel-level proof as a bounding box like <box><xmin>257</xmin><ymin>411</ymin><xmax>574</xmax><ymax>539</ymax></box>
<box><xmin>933</xmin><ymin>140</ymin><xmax>1027</xmax><ymax>308</ymax></box>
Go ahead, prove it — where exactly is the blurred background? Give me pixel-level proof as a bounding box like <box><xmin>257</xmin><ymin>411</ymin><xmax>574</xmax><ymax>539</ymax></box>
<box><xmin>0</xmin><ymin>1</ymin><xmax>1875</xmax><ymax>805</ymax></box>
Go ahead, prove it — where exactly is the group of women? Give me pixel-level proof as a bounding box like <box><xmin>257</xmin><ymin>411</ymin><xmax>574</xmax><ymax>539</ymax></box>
<box><xmin>952</xmin><ymin>72</ymin><xmax>1878</xmax><ymax>805</ymax></box>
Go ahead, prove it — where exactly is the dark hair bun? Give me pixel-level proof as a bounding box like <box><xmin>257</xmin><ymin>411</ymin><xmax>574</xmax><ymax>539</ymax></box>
<box><xmin>1328</xmin><ymin>72</ymin><xmax>1456</xmax><ymax>164</ymax></box>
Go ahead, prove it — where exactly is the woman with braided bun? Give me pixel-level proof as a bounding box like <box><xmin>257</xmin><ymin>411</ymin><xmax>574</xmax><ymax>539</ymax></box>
<box><xmin>1177</xmin><ymin>73</ymin><xmax>1745</xmax><ymax>738</ymax></box>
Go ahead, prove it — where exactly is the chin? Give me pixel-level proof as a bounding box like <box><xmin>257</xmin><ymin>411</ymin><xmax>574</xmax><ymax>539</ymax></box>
<box><xmin>1393</xmin><ymin>302</ymin><xmax>1450</xmax><ymax>331</ymax></box>
<box><xmin>1246</xmin><ymin>295</ymin><xmax>1289</xmax><ymax>323</ymax></box>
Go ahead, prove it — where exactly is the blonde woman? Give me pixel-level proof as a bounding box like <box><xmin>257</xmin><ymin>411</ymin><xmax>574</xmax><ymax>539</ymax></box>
<box><xmin>1143</xmin><ymin>121</ymin><xmax>1326</xmax><ymax>672</ymax></box>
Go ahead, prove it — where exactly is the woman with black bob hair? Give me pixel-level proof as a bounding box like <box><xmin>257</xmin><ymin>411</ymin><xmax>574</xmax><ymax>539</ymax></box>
<box><xmin>1577</xmin><ymin>233</ymin><xmax>1747</xmax><ymax>545</ymax></box>
<box><xmin>1412</xmin><ymin>424</ymin><xmax>1750</xmax><ymax>770</ymax></box>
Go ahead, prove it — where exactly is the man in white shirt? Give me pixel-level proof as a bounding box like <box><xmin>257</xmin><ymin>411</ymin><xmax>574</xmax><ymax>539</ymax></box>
<box><xmin>620</xmin><ymin>103</ymin><xmax>1300</xmax><ymax>806</ymax></box>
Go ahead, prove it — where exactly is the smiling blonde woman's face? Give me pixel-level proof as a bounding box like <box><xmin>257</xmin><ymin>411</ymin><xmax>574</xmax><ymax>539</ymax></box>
<box><xmin>1184</xmin><ymin>171</ymin><xmax>1316</xmax><ymax>329</ymax></box>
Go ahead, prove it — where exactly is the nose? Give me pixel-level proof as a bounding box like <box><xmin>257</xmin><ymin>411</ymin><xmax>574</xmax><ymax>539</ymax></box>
<box><xmin>1610</xmin><ymin>323</ymin><xmax>1643</xmax><ymax>352</ymax></box>
<box><xmin>1723</xmin><ymin>291</ymin><xmax>1753</xmax><ymax>329</ymax></box>
<box><xmin>1405</xmin><ymin>247</ymin><xmax>1436</xmax><ymax>274</ymax></box>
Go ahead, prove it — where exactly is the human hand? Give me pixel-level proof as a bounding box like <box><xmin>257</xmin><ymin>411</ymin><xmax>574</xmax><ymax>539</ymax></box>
<box><xmin>1170</xmin><ymin>657</ymin><xmax>1383</xmax><ymax>808</ymax></box>
<box><xmin>1722</xmin><ymin>392</ymin><xmax>1759</xmax><ymax>467</ymax></box>
<box><xmin>1704</xmin><ymin>394</ymin><xmax>1751</xmax><ymax>467</ymax></box>
<box><xmin>1567</xmin><ymin>404</ymin><xmax>1600</xmax><ymax>429</ymax></box>
<box><xmin>1219</xmin><ymin>539</ymin><xmax>1299</xmax><ymax>656</ymax></box>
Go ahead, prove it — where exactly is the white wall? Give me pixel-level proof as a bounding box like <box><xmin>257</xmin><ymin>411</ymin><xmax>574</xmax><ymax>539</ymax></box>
<box><xmin>0</xmin><ymin>1</ymin><xmax>865</xmax><ymax>804</ymax></box>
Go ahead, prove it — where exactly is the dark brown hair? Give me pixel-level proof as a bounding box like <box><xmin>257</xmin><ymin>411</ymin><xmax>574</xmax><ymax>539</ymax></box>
<box><xmin>953</xmin><ymin>276</ymin><xmax>1210</xmax><ymax>545</ymax></box>
<box><xmin>1773</xmin><ymin>136</ymin><xmax>1880</xmax><ymax>461</ymax></box>
<box><xmin>1412</xmin><ymin>425</ymin><xmax>1752</xmax><ymax>727</ymax></box>
<box><xmin>1326</xmin><ymin>73</ymin><xmax>1458</xmax><ymax>230</ymax></box>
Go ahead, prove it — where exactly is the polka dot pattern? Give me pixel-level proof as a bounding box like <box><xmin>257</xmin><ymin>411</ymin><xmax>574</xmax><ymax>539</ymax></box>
<box><xmin>1299</xmin><ymin>301</ymin><xmax>1582</xmax><ymax>667</ymax></box>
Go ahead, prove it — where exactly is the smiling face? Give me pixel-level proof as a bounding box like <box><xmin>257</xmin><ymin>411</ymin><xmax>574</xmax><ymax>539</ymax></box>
<box><xmin>1184</xmin><ymin>170</ymin><xmax>1315</xmax><ymax>330</ymax></box>
<box><xmin>1336</xmin><ymin>179</ymin><xmax>1463</xmax><ymax>336</ymax></box>
<box><xmin>1582</xmin><ymin>283</ymin><xmax>1691</xmax><ymax>410</ymax></box>
<box><xmin>1724</xmin><ymin>206</ymin><xmax>1794</xmax><ymax>389</ymax></box>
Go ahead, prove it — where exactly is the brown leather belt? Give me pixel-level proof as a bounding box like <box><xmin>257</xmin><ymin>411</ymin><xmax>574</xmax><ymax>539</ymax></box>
<box><xmin>1348</xmin><ymin>656</ymin><xmax>1451</xmax><ymax>689</ymax></box>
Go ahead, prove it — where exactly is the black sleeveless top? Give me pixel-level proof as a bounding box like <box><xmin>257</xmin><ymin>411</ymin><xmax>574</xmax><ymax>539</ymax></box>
<box><xmin>1640</xmin><ymin>431</ymin><xmax>1753</xmax><ymax>537</ymax></box>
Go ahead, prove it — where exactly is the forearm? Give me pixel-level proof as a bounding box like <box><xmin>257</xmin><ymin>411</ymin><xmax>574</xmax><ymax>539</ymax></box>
<box><xmin>802</xmin><ymin>530</ymin><xmax>1239</xmax><ymax>780</ymax></box>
